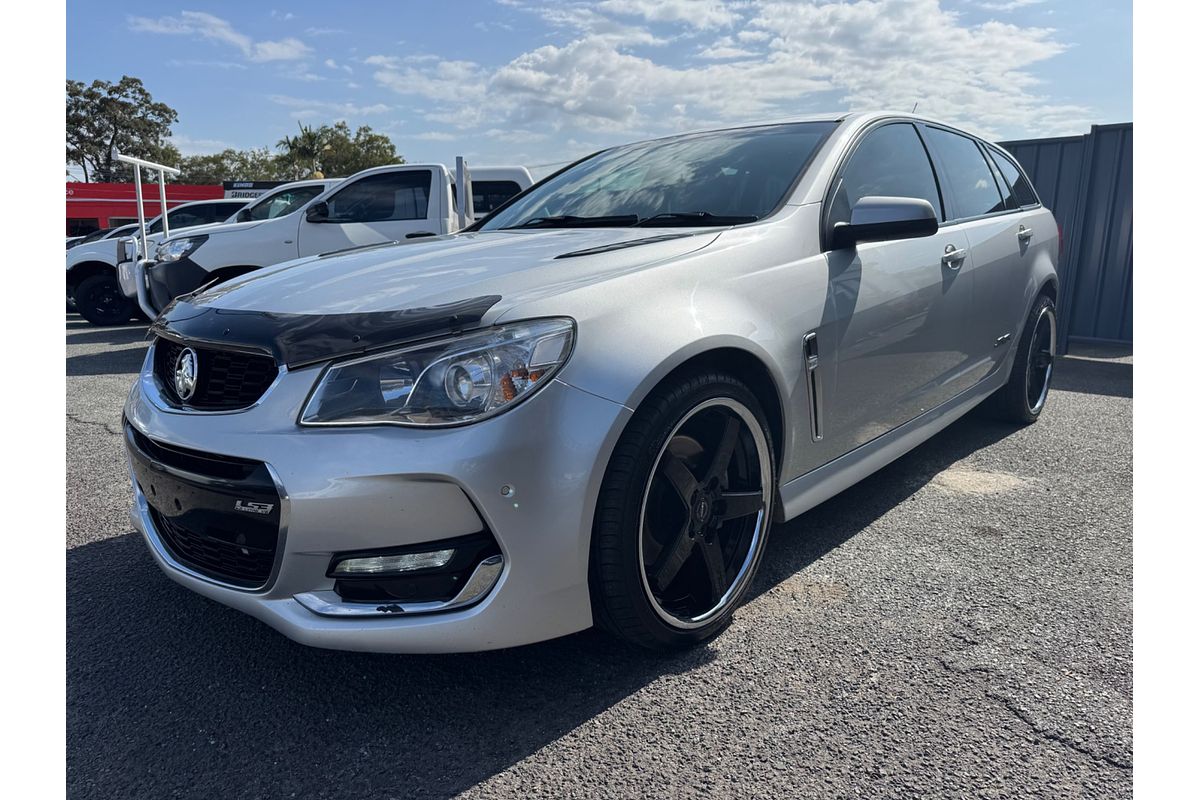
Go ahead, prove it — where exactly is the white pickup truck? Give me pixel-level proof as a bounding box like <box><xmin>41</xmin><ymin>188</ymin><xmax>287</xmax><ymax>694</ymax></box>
<box><xmin>67</xmin><ymin>197</ymin><xmax>251</xmax><ymax>325</ymax></box>
<box><xmin>122</xmin><ymin>162</ymin><xmax>533</xmax><ymax>320</ymax></box>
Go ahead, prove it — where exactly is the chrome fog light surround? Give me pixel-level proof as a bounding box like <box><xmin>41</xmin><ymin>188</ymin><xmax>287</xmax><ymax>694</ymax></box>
<box><xmin>294</xmin><ymin>555</ymin><xmax>505</xmax><ymax>618</ymax></box>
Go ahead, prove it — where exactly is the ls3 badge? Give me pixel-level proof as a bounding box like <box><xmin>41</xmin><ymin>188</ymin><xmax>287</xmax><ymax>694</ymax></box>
<box><xmin>234</xmin><ymin>500</ymin><xmax>275</xmax><ymax>515</ymax></box>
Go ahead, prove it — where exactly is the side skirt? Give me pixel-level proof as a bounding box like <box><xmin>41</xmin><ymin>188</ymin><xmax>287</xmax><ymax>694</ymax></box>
<box><xmin>778</xmin><ymin>368</ymin><xmax>1007</xmax><ymax>521</ymax></box>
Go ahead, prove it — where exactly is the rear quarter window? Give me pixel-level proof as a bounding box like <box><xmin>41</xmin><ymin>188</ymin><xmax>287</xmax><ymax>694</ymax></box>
<box><xmin>923</xmin><ymin>127</ymin><xmax>1006</xmax><ymax>220</ymax></box>
<box><xmin>990</xmin><ymin>148</ymin><xmax>1040</xmax><ymax>208</ymax></box>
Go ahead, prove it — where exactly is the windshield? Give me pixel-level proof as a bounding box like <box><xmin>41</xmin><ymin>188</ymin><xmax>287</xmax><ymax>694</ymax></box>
<box><xmin>244</xmin><ymin>184</ymin><xmax>326</xmax><ymax>221</ymax></box>
<box><xmin>480</xmin><ymin>122</ymin><xmax>836</xmax><ymax>231</ymax></box>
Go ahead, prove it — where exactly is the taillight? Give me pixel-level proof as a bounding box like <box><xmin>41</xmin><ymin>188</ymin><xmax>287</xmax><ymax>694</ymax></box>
<box><xmin>1057</xmin><ymin>222</ymin><xmax>1064</xmax><ymax>262</ymax></box>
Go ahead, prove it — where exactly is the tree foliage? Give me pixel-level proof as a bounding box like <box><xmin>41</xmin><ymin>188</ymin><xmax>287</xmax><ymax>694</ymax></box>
<box><xmin>275</xmin><ymin>121</ymin><xmax>403</xmax><ymax>179</ymax></box>
<box><xmin>67</xmin><ymin>76</ymin><xmax>404</xmax><ymax>184</ymax></box>
<box><xmin>319</xmin><ymin>122</ymin><xmax>403</xmax><ymax>177</ymax></box>
<box><xmin>176</xmin><ymin>148</ymin><xmax>285</xmax><ymax>184</ymax></box>
<box><xmin>66</xmin><ymin>76</ymin><xmax>179</xmax><ymax>182</ymax></box>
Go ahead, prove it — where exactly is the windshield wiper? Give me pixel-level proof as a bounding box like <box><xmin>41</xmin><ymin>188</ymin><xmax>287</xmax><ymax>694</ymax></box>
<box><xmin>501</xmin><ymin>214</ymin><xmax>640</xmax><ymax>229</ymax></box>
<box><xmin>634</xmin><ymin>211</ymin><xmax>759</xmax><ymax>227</ymax></box>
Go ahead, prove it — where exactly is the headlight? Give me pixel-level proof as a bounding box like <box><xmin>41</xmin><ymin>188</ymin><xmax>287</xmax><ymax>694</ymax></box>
<box><xmin>300</xmin><ymin>318</ymin><xmax>575</xmax><ymax>426</ymax></box>
<box><xmin>153</xmin><ymin>235</ymin><xmax>207</xmax><ymax>263</ymax></box>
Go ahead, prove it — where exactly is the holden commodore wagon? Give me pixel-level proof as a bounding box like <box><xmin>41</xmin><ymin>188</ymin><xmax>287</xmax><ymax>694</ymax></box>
<box><xmin>123</xmin><ymin>112</ymin><xmax>1058</xmax><ymax>653</ymax></box>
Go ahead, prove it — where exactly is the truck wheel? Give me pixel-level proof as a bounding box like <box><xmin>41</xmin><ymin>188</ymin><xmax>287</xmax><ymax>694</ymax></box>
<box><xmin>589</xmin><ymin>371</ymin><xmax>775</xmax><ymax>651</ymax></box>
<box><xmin>989</xmin><ymin>295</ymin><xmax>1056</xmax><ymax>424</ymax></box>
<box><xmin>74</xmin><ymin>273</ymin><xmax>135</xmax><ymax>326</ymax></box>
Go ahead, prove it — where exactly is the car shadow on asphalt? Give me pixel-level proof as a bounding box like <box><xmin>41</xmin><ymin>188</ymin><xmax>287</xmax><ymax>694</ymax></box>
<box><xmin>65</xmin><ymin>323</ymin><xmax>150</xmax><ymax>348</ymax></box>
<box><xmin>67</xmin><ymin>402</ymin><xmax>1031</xmax><ymax>799</ymax></box>
<box><xmin>66</xmin><ymin>347</ymin><xmax>149</xmax><ymax>377</ymax></box>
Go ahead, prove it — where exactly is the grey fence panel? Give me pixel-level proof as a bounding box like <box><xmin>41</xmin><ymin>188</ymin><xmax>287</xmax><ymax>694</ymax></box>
<box><xmin>1000</xmin><ymin>122</ymin><xmax>1132</xmax><ymax>352</ymax></box>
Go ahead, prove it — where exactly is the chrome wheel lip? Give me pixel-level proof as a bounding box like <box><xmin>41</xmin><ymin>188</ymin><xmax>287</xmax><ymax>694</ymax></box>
<box><xmin>637</xmin><ymin>397</ymin><xmax>772</xmax><ymax>630</ymax></box>
<box><xmin>1027</xmin><ymin>304</ymin><xmax>1056</xmax><ymax>414</ymax></box>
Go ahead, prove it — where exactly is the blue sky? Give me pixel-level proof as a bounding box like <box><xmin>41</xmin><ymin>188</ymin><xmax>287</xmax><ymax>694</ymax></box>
<box><xmin>66</xmin><ymin>0</ymin><xmax>1131</xmax><ymax>177</ymax></box>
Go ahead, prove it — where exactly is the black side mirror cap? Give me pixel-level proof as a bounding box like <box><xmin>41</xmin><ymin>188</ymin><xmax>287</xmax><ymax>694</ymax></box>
<box><xmin>831</xmin><ymin>196</ymin><xmax>939</xmax><ymax>250</ymax></box>
<box><xmin>305</xmin><ymin>201</ymin><xmax>330</xmax><ymax>223</ymax></box>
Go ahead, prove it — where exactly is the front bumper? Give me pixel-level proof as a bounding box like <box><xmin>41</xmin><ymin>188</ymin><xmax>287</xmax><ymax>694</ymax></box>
<box><xmin>124</xmin><ymin>349</ymin><xmax>631</xmax><ymax>653</ymax></box>
<box><xmin>144</xmin><ymin>256</ymin><xmax>210</xmax><ymax>314</ymax></box>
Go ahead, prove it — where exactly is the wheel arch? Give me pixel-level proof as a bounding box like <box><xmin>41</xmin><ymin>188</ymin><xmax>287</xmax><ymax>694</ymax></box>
<box><xmin>66</xmin><ymin>260</ymin><xmax>115</xmax><ymax>295</ymax></box>
<box><xmin>618</xmin><ymin>338</ymin><xmax>790</xmax><ymax>480</ymax></box>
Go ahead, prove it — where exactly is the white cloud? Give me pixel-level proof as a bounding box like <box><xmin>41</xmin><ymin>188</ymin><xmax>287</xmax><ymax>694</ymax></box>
<box><xmin>697</xmin><ymin>36</ymin><xmax>758</xmax><ymax>60</ymax></box>
<box><xmin>269</xmin><ymin>95</ymin><xmax>390</xmax><ymax>118</ymax></box>
<box><xmin>597</xmin><ymin>0</ymin><xmax>741</xmax><ymax>30</ymax></box>
<box><xmin>128</xmin><ymin>11</ymin><xmax>312</xmax><ymax>62</ymax></box>
<box><xmin>365</xmin><ymin>0</ymin><xmax>1088</xmax><ymax>145</ymax></box>
<box><xmin>975</xmin><ymin>0</ymin><xmax>1048</xmax><ymax>11</ymax></box>
<box><xmin>169</xmin><ymin>134</ymin><xmax>234</xmax><ymax>156</ymax></box>
<box><xmin>324</xmin><ymin>58</ymin><xmax>354</xmax><ymax>74</ymax></box>
<box><xmin>411</xmin><ymin>131</ymin><xmax>459</xmax><ymax>141</ymax></box>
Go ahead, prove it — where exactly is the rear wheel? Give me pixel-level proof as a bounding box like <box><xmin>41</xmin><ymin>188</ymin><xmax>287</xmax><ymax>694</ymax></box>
<box><xmin>590</xmin><ymin>371</ymin><xmax>775</xmax><ymax>651</ymax></box>
<box><xmin>990</xmin><ymin>295</ymin><xmax>1056</xmax><ymax>424</ymax></box>
<box><xmin>74</xmin><ymin>273</ymin><xmax>135</xmax><ymax>326</ymax></box>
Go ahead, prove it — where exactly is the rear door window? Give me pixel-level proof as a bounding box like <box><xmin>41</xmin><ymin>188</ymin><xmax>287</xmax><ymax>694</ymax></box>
<box><xmin>828</xmin><ymin>122</ymin><xmax>944</xmax><ymax>229</ymax></box>
<box><xmin>472</xmin><ymin>180</ymin><xmax>522</xmax><ymax>215</ymax></box>
<box><xmin>325</xmin><ymin>171</ymin><xmax>432</xmax><ymax>222</ymax></box>
<box><xmin>923</xmin><ymin>127</ymin><xmax>1006</xmax><ymax>220</ymax></box>
<box><xmin>989</xmin><ymin>148</ymin><xmax>1040</xmax><ymax>208</ymax></box>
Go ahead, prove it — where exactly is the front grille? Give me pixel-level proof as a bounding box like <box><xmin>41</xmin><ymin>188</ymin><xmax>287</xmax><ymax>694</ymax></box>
<box><xmin>153</xmin><ymin>337</ymin><xmax>279</xmax><ymax>410</ymax></box>
<box><xmin>127</xmin><ymin>423</ymin><xmax>282</xmax><ymax>589</ymax></box>
<box><xmin>149</xmin><ymin>507</ymin><xmax>278</xmax><ymax>587</ymax></box>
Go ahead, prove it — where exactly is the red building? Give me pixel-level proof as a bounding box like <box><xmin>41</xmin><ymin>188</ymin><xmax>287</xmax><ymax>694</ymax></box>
<box><xmin>66</xmin><ymin>182</ymin><xmax>224</xmax><ymax>236</ymax></box>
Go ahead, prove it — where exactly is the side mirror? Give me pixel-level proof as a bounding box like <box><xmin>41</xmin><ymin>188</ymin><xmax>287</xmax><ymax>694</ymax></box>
<box><xmin>305</xmin><ymin>201</ymin><xmax>330</xmax><ymax>223</ymax></box>
<box><xmin>236</xmin><ymin>208</ymin><xmax>252</xmax><ymax>223</ymax></box>
<box><xmin>116</xmin><ymin>237</ymin><xmax>138</xmax><ymax>264</ymax></box>
<box><xmin>831</xmin><ymin>196</ymin><xmax>938</xmax><ymax>250</ymax></box>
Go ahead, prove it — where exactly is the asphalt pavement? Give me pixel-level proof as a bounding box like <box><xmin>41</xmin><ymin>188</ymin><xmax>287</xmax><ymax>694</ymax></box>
<box><xmin>66</xmin><ymin>314</ymin><xmax>1133</xmax><ymax>799</ymax></box>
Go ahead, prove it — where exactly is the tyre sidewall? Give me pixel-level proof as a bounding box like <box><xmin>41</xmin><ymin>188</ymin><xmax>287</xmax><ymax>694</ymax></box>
<box><xmin>591</xmin><ymin>372</ymin><xmax>776</xmax><ymax>650</ymax></box>
<box><xmin>75</xmin><ymin>273</ymin><xmax>134</xmax><ymax>326</ymax></box>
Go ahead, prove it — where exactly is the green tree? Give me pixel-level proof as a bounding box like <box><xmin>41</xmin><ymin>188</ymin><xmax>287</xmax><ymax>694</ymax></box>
<box><xmin>66</xmin><ymin>76</ymin><xmax>179</xmax><ymax>182</ymax></box>
<box><xmin>276</xmin><ymin>122</ymin><xmax>329</xmax><ymax>180</ymax></box>
<box><xmin>319</xmin><ymin>122</ymin><xmax>403</xmax><ymax>176</ymax></box>
<box><xmin>176</xmin><ymin>147</ymin><xmax>285</xmax><ymax>184</ymax></box>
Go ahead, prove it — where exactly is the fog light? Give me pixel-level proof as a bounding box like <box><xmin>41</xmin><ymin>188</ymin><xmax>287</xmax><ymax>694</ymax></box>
<box><xmin>331</xmin><ymin>548</ymin><xmax>455</xmax><ymax>576</ymax></box>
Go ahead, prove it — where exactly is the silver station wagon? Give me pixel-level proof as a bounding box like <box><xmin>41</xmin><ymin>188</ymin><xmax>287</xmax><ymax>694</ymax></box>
<box><xmin>124</xmin><ymin>112</ymin><xmax>1058</xmax><ymax>653</ymax></box>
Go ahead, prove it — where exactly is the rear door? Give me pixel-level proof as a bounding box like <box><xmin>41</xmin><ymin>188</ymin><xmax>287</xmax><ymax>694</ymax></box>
<box><xmin>822</xmin><ymin>121</ymin><xmax>977</xmax><ymax>455</ymax></box>
<box><xmin>921</xmin><ymin>125</ymin><xmax>1034</xmax><ymax>377</ymax></box>
<box><xmin>296</xmin><ymin>166</ymin><xmax>443</xmax><ymax>256</ymax></box>
<box><xmin>985</xmin><ymin>146</ymin><xmax>1056</xmax><ymax>359</ymax></box>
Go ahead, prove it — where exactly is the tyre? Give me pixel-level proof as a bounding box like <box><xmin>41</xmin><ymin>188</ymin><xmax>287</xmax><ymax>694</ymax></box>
<box><xmin>989</xmin><ymin>294</ymin><xmax>1057</xmax><ymax>424</ymax></box>
<box><xmin>590</xmin><ymin>371</ymin><xmax>776</xmax><ymax>651</ymax></box>
<box><xmin>74</xmin><ymin>273</ymin><xmax>135</xmax><ymax>326</ymax></box>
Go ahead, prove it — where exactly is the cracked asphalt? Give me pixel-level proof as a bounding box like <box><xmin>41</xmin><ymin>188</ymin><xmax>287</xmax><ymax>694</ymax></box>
<box><xmin>66</xmin><ymin>315</ymin><xmax>1132</xmax><ymax>799</ymax></box>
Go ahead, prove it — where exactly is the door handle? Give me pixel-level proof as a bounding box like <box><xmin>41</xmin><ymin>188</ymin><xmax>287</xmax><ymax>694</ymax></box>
<box><xmin>1017</xmin><ymin>225</ymin><xmax>1034</xmax><ymax>241</ymax></box>
<box><xmin>942</xmin><ymin>245</ymin><xmax>967</xmax><ymax>269</ymax></box>
<box><xmin>405</xmin><ymin>231</ymin><xmax>436</xmax><ymax>239</ymax></box>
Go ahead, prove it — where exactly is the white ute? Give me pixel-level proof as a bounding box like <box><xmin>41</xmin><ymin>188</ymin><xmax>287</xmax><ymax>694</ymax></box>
<box><xmin>125</xmin><ymin>161</ymin><xmax>533</xmax><ymax>319</ymax></box>
<box><xmin>67</xmin><ymin>197</ymin><xmax>250</xmax><ymax>325</ymax></box>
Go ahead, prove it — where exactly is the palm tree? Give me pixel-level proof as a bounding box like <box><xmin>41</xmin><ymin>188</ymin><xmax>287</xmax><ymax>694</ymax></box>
<box><xmin>276</xmin><ymin>123</ymin><xmax>328</xmax><ymax>179</ymax></box>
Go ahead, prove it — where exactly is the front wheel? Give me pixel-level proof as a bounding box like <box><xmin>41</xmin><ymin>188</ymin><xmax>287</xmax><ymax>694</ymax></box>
<box><xmin>74</xmin><ymin>273</ymin><xmax>135</xmax><ymax>326</ymax></box>
<box><xmin>589</xmin><ymin>371</ymin><xmax>776</xmax><ymax>651</ymax></box>
<box><xmin>989</xmin><ymin>295</ymin><xmax>1057</xmax><ymax>424</ymax></box>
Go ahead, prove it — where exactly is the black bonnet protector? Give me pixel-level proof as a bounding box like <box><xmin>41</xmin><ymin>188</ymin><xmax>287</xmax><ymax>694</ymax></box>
<box><xmin>150</xmin><ymin>295</ymin><xmax>502</xmax><ymax>369</ymax></box>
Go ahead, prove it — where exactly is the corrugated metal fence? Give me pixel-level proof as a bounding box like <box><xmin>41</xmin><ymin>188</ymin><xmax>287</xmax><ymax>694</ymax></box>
<box><xmin>1000</xmin><ymin>123</ymin><xmax>1133</xmax><ymax>353</ymax></box>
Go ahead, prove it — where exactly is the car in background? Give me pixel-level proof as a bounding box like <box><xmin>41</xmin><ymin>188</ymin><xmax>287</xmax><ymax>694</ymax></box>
<box><xmin>67</xmin><ymin>223</ymin><xmax>139</xmax><ymax>250</ymax></box>
<box><xmin>67</xmin><ymin>198</ymin><xmax>252</xmax><ymax>325</ymax></box>
<box><xmin>124</xmin><ymin>112</ymin><xmax>1058</xmax><ymax>654</ymax></box>
<box><xmin>132</xmin><ymin>165</ymin><xmax>531</xmax><ymax>317</ymax></box>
